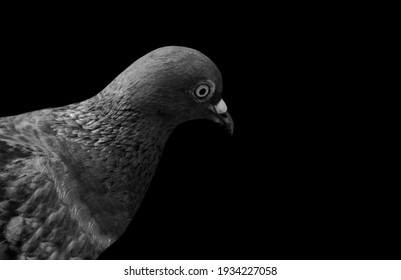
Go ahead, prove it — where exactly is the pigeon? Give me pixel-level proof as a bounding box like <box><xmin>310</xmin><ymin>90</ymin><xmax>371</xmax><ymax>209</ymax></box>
<box><xmin>0</xmin><ymin>46</ymin><xmax>233</xmax><ymax>259</ymax></box>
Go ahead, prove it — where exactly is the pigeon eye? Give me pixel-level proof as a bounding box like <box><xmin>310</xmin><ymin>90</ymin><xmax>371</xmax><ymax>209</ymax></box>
<box><xmin>194</xmin><ymin>84</ymin><xmax>211</xmax><ymax>99</ymax></box>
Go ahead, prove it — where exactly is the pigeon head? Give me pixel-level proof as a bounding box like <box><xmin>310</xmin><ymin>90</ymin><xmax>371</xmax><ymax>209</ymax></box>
<box><xmin>104</xmin><ymin>46</ymin><xmax>234</xmax><ymax>135</ymax></box>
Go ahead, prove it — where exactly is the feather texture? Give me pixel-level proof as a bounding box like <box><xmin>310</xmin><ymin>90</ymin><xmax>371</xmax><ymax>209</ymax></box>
<box><xmin>0</xmin><ymin>46</ymin><xmax>232</xmax><ymax>259</ymax></box>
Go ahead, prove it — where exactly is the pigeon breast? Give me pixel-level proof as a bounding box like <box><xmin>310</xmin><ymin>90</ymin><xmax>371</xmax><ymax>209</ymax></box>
<box><xmin>0</xmin><ymin>101</ymin><xmax>171</xmax><ymax>259</ymax></box>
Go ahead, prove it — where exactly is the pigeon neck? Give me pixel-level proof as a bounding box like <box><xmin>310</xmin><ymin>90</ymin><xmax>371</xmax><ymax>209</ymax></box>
<box><xmin>49</xmin><ymin>97</ymin><xmax>175</xmax><ymax>239</ymax></box>
<box><xmin>54</xmin><ymin>96</ymin><xmax>175</xmax><ymax>168</ymax></box>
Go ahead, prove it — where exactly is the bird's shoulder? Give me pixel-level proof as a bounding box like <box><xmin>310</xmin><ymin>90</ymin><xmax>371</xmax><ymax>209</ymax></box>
<box><xmin>0</xmin><ymin>149</ymin><xmax>112</xmax><ymax>259</ymax></box>
<box><xmin>0</xmin><ymin>112</ymin><xmax>112</xmax><ymax>259</ymax></box>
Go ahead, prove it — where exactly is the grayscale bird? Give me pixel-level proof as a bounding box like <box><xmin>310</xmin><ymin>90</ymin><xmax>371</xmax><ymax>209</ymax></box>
<box><xmin>0</xmin><ymin>46</ymin><xmax>233</xmax><ymax>259</ymax></box>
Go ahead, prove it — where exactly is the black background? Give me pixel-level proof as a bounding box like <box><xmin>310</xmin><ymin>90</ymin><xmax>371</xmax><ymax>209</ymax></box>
<box><xmin>0</xmin><ymin>7</ymin><xmax>396</xmax><ymax>260</ymax></box>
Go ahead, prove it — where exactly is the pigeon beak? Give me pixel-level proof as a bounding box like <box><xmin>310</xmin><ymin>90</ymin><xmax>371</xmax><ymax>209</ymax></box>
<box><xmin>209</xmin><ymin>99</ymin><xmax>234</xmax><ymax>135</ymax></box>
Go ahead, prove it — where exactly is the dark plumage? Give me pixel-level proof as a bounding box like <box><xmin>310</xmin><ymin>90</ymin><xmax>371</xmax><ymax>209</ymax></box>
<box><xmin>0</xmin><ymin>46</ymin><xmax>233</xmax><ymax>259</ymax></box>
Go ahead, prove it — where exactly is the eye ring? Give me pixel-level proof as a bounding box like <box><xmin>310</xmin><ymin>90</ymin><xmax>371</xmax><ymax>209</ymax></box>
<box><xmin>194</xmin><ymin>84</ymin><xmax>211</xmax><ymax>99</ymax></box>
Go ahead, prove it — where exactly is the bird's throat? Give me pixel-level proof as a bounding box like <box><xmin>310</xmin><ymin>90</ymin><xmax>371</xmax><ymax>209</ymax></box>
<box><xmin>48</xmin><ymin>101</ymin><xmax>174</xmax><ymax>241</ymax></box>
